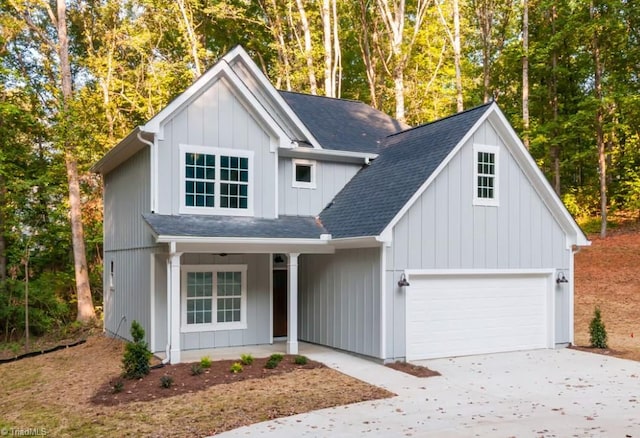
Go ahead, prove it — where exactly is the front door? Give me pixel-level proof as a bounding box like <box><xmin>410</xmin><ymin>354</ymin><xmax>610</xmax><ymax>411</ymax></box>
<box><xmin>273</xmin><ymin>269</ymin><xmax>288</xmax><ymax>337</ymax></box>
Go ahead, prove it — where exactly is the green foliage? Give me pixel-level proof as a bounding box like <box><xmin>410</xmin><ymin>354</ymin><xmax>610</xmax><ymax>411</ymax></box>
<box><xmin>229</xmin><ymin>362</ymin><xmax>243</xmax><ymax>373</ymax></box>
<box><xmin>265</xmin><ymin>353</ymin><xmax>284</xmax><ymax>370</ymax></box>
<box><xmin>589</xmin><ymin>307</ymin><xmax>608</xmax><ymax>349</ymax></box>
<box><xmin>293</xmin><ymin>355</ymin><xmax>308</xmax><ymax>365</ymax></box>
<box><xmin>111</xmin><ymin>380</ymin><xmax>124</xmax><ymax>394</ymax></box>
<box><xmin>122</xmin><ymin>321</ymin><xmax>152</xmax><ymax>379</ymax></box>
<box><xmin>190</xmin><ymin>364</ymin><xmax>203</xmax><ymax>376</ymax></box>
<box><xmin>200</xmin><ymin>356</ymin><xmax>212</xmax><ymax>368</ymax></box>
<box><xmin>240</xmin><ymin>353</ymin><xmax>254</xmax><ymax>366</ymax></box>
<box><xmin>160</xmin><ymin>375</ymin><xmax>174</xmax><ymax>388</ymax></box>
<box><xmin>269</xmin><ymin>353</ymin><xmax>284</xmax><ymax>362</ymax></box>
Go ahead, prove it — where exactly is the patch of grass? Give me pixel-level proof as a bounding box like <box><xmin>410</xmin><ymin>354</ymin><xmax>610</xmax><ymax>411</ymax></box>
<box><xmin>230</xmin><ymin>362</ymin><xmax>243</xmax><ymax>373</ymax></box>
<box><xmin>578</xmin><ymin>216</ymin><xmax>619</xmax><ymax>234</ymax></box>
<box><xmin>200</xmin><ymin>356</ymin><xmax>212</xmax><ymax>368</ymax></box>
<box><xmin>112</xmin><ymin>379</ymin><xmax>124</xmax><ymax>393</ymax></box>
<box><xmin>240</xmin><ymin>353</ymin><xmax>254</xmax><ymax>365</ymax></box>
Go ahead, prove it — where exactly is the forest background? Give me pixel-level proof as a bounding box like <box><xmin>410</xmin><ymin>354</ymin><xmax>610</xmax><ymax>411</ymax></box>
<box><xmin>1</xmin><ymin>0</ymin><xmax>638</xmax><ymax>347</ymax></box>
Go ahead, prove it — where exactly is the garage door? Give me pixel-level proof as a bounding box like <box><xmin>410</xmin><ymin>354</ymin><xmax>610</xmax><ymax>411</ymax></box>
<box><xmin>405</xmin><ymin>273</ymin><xmax>551</xmax><ymax>361</ymax></box>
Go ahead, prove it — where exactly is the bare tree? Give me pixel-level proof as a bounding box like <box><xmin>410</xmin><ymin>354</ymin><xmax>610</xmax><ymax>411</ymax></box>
<box><xmin>436</xmin><ymin>0</ymin><xmax>464</xmax><ymax>112</ymax></box>
<box><xmin>295</xmin><ymin>0</ymin><xmax>318</xmax><ymax>94</ymax></box>
<box><xmin>522</xmin><ymin>0</ymin><xmax>529</xmax><ymax>148</ymax></box>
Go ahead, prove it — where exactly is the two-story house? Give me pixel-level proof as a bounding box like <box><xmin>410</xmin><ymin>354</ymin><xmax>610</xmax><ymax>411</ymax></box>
<box><xmin>92</xmin><ymin>46</ymin><xmax>589</xmax><ymax>364</ymax></box>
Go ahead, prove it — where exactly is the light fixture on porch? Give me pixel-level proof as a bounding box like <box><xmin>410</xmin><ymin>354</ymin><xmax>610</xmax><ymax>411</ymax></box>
<box><xmin>274</xmin><ymin>254</ymin><xmax>285</xmax><ymax>264</ymax></box>
<box><xmin>398</xmin><ymin>273</ymin><xmax>410</xmax><ymax>287</ymax></box>
<box><xmin>556</xmin><ymin>272</ymin><xmax>569</xmax><ymax>284</ymax></box>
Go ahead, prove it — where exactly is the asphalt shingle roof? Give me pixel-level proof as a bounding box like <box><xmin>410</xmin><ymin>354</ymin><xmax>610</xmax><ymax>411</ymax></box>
<box><xmin>280</xmin><ymin>91</ymin><xmax>408</xmax><ymax>153</ymax></box>
<box><xmin>143</xmin><ymin>214</ymin><xmax>327</xmax><ymax>239</ymax></box>
<box><xmin>319</xmin><ymin>103</ymin><xmax>492</xmax><ymax>238</ymax></box>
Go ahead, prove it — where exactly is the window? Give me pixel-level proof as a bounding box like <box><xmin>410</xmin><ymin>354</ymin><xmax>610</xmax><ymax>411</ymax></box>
<box><xmin>473</xmin><ymin>144</ymin><xmax>499</xmax><ymax>206</ymax></box>
<box><xmin>181</xmin><ymin>265</ymin><xmax>247</xmax><ymax>332</ymax></box>
<box><xmin>292</xmin><ymin>159</ymin><xmax>316</xmax><ymax>189</ymax></box>
<box><xmin>180</xmin><ymin>145</ymin><xmax>253</xmax><ymax>215</ymax></box>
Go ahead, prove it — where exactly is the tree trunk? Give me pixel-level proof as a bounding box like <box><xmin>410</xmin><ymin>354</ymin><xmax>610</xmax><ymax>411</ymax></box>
<box><xmin>56</xmin><ymin>0</ymin><xmax>96</xmax><ymax>321</ymax></box>
<box><xmin>332</xmin><ymin>0</ymin><xmax>342</xmax><ymax>98</ymax></box>
<box><xmin>295</xmin><ymin>0</ymin><xmax>317</xmax><ymax>94</ymax></box>
<box><xmin>591</xmin><ymin>2</ymin><xmax>607</xmax><ymax>238</ymax></box>
<box><xmin>357</xmin><ymin>0</ymin><xmax>378</xmax><ymax>108</ymax></box>
<box><xmin>0</xmin><ymin>174</ymin><xmax>6</xmax><ymax>284</ymax></box>
<box><xmin>453</xmin><ymin>0</ymin><xmax>463</xmax><ymax>112</ymax></box>
<box><xmin>522</xmin><ymin>0</ymin><xmax>529</xmax><ymax>148</ymax></box>
<box><xmin>176</xmin><ymin>0</ymin><xmax>202</xmax><ymax>78</ymax></box>
<box><xmin>551</xmin><ymin>4</ymin><xmax>561</xmax><ymax>195</ymax></box>
<box><xmin>322</xmin><ymin>0</ymin><xmax>333</xmax><ymax>97</ymax></box>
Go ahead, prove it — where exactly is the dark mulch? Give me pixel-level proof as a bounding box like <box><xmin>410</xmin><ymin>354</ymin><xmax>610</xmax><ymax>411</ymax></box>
<box><xmin>92</xmin><ymin>355</ymin><xmax>324</xmax><ymax>406</ymax></box>
<box><xmin>385</xmin><ymin>361</ymin><xmax>441</xmax><ymax>377</ymax></box>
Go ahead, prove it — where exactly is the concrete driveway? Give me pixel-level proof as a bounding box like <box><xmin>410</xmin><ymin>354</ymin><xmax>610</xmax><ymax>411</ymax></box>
<box><xmin>216</xmin><ymin>346</ymin><xmax>640</xmax><ymax>437</ymax></box>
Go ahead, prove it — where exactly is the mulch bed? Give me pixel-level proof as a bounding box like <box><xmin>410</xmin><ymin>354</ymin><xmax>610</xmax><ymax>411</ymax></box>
<box><xmin>568</xmin><ymin>345</ymin><xmax>626</xmax><ymax>358</ymax></box>
<box><xmin>385</xmin><ymin>361</ymin><xmax>441</xmax><ymax>377</ymax></box>
<box><xmin>92</xmin><ymin>355</ymin><xmax>324</xmax><ymax>406</ymax></box>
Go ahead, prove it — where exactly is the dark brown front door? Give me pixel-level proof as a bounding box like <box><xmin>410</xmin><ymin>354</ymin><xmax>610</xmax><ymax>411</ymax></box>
<box><xmin>273</xmin><ymin>270</ymin><xmax>288</xmax><ymax>337</ymax></box>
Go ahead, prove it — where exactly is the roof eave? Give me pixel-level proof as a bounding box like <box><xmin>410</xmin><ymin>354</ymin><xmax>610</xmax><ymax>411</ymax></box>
<box><xmin>278</xmin><ymin>147</ymin><xmax>378</xmax><ymax>164</ymax></box>
<box><xmin>91</xmin><ymin>127</ymin><xmax>152</xmax><ymax>175</ymax></box>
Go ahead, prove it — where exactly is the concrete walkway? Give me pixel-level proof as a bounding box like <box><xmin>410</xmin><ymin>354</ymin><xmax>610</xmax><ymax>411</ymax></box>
<box><xmin>216</xmin><ymin>345</ymin><xmax>640</xmax><ymax>437</ymax></box>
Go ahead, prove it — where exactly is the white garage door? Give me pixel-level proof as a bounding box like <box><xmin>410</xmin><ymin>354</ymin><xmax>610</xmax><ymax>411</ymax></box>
<box><xmin>406</xmin><ymin>273</ymin><xmax>551</xmax><ymax>361</ymax></box>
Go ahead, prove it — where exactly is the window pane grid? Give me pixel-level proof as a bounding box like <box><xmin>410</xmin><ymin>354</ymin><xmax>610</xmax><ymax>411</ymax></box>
<box><xmin>477</xmin><ymin>151</ymin><xmax>496</xmax><ymax>200</ymax></box>
<box><xmin>220</xmin><ymin>155</ymin><xmax>249</xmax><ymax>209</ymax></box>
<box><xmin>216</xmin><ymin>271</ymin><xmax>242</xmax><ymax>323</ymax></box>
<box><xmin>186</xmin><ymin>272</ymin><xmax>213</xmax><ymax>325</ymax></box>
<box><xmin>185</xmin><ymin>153</ymin><xmax>215</xmax><ymax>207</ymax></box>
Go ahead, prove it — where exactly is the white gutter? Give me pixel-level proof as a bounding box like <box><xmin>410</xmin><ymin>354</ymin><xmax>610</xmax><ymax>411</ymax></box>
<box><xmin>155</xmin><ymin>235</ymin><xmax>332</xmax><ymax>245</ymax></box>
<box><xmin>137</xmin><ymin>129</ymin><xmax>157</xmax><ymax>213</ymax></box>
<box><xmin>278</xmin><ymin>146</ymin><xmax>378</xmax><ymax>164</ymax></box>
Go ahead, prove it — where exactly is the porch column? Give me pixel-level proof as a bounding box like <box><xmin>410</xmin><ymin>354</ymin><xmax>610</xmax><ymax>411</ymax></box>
<box><xmin>287</xmin><ymin>253</ymin><xmax>299</xmax><ymax>354</ymax></box>
<box><xmin>168</xmin><ymin>250</ymin><xmax>182</xmax><ymax>364</ymax></box>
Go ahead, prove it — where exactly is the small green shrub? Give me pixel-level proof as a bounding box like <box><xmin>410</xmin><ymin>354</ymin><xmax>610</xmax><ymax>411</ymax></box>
<box><xmin>589</xmin><ymin>306</ymin><xmax>608</xmax><ymax>349</ymax></box>
<box><xmin>200</xmin><ymin>356</ymin><xmax>212</xmax><ymax>368</ymax></box>
<box><xmin>112</xmin><ymin>380</ymin><xmax>124</xmax><ymax>394</ymax></box>
<box><xmin>240</xmin><ymin>353</ymin><xmax>254</xmax><ymax>365</ymax></box>
<box><xmin>294</xmin><ymin>355</ymin><xmax>308</xmax><ymax>365</ymax></box>
<box><xmin>265</xmin><ymin>358</ymin><xmax>279</xmax><ymax>369</ymax></box>
<box><xmin>230</xmin><ymin>362</ymin><xmax>243</xmax><ymax>373</ymax></box>
<box><xmin>191</xmin><ymin>364</ymin><xmax>203</xmax><ymax>376</ymax></box>
<box><xmin>269</xmin><ymin>353</ymin><xmax>284</xmax><ymax>363</ymax></box>
<box><xmin>160</xmin><ymin>375</ymin><xmax>174</xmax><ymax>388</ymax></box>
<box><xmin>122</xmin><ymin>321</ymin><xmax>152</xmax><ymax>379</ymax></box>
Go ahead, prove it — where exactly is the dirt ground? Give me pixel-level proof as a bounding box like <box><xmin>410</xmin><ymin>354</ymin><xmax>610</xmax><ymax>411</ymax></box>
<box><xmin>574</xmin><ymin>222</ymin><xmax>640</xmax><ymax>361</ymax></box>
<box><xmin>0</xmin><ymin>336</ymin><xmax>393</xmax><ymax>437</ymax></box>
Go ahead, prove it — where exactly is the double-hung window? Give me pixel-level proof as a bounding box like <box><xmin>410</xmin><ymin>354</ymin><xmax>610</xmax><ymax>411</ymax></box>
<box><xmin>180</xmin><ymin>145</ymin><xmax>253</xmax><ymax>215</ymax></box>
<box><xmin>182</xmin><ymin>265</ymin><xmax>247</xmax><ymax>332</ymax></box>
<box><xmin>473</xmin><ymin>144</ymin><xmax>499</xmax><ymax>206</ymax></box>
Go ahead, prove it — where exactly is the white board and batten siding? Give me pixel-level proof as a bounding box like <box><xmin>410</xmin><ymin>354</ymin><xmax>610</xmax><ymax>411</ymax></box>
<box><xmin>156</xmin><ymin>79</ymin><xmax>278</xmax><ymax>219</ymax></box>
<box><xmin>278</xmin><ymin>160</ymin><xmax>362</xmax><ymax>216</ymax></box>
<box><xmin>179</xmin><ymin>254</ymin><xmax>271</xmax><ymax>350</ymax></box>
<box><xmin>385</xmin><ymin>120</ymin><xmax>572</xmax><ymax>360</ymax></box>
<box><xmin>299</xmin><ymin>248</ymin><xmax>381</xmax><ymax>358</ymax></box>
<box><xmin>103</xmin><ymin>148</ymin><xmax>158</xmax><ymax>342</ymax></box>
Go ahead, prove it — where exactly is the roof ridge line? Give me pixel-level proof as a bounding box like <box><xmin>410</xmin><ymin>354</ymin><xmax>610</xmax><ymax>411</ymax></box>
<box><xmin>384</xmin><ymin>102</ymin><xmax>494</xmax><ymax>140</ymax></box>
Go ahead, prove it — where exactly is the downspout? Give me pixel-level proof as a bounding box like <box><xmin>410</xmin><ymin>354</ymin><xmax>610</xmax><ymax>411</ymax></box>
<box><xmin>136</xmin><ymin>129</ymin><xmax>157</xmax><ymax>213</ymax></box>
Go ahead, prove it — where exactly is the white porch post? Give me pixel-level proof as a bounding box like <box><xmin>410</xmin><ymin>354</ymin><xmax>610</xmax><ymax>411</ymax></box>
<box><xmin>287</xmin><ymin>253</ymin><xmax>299</xmax><ymax>354</ymax></box>
<box><xmin>168</xmin><ymin>249</ymin><xmax>183</xmax><ymax>364</ymax></box>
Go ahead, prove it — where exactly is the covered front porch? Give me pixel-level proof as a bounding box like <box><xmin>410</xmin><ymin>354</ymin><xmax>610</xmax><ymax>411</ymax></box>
<box><xmin>144</xmin><ymin>211</ymin><xmax>334</xmax><ymax>364</ymax></box>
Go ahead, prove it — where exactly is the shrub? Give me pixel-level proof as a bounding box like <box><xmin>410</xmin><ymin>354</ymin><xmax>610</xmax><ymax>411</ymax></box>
<box><xmin>160</xmin><ymin>375</ymin><xmax>174</xmax><ymax>388</ymax></box>
<box><xmin>589</xmin><ymin>306</ymin><xmax>608</xmax><ymax>349</ymax></box>
<box><xmin>200</xmin><ymin>356</ymin><xmax>212</xmax><ymax>368</ymax></box>
<box><xmin>230</xmin><ymin>362</ymin><xmax>243</xmax><ymax>373</ymax></box>
<box><xmin>264</xmin><ymin>358</ymin><xmax>278</xmax><ymax>369</ymax></box>
<box><xmin>191</xmin><ymin>364</ymin><xmax>203</xmax><ymax>376</ymax></box>
<box><xmin>269</xmin><ymin>353</ymin><xmax>284</xmax><ymax>363</ymax></box>
<box><xmin>294</xmin><ymin>355</ymin><xmax>308</xmax><ymax>365</ymax></box>
<box><xmin>112</xmin><ymin>380</ymin><xmax>124</xmax><ymax>394</ymax></box>
<box><xmin>240</xmin><ymin>353</ymin><xmax>254</xmax><ymax>365</ymax></box>
<box><xmin>122</xmin><ymin>321</ymin><xmax>152</xmax><ymax>379</ymax></box>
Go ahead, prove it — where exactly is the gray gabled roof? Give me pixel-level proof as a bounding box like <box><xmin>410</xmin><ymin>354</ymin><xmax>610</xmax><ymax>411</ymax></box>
<box><xmin>319</xmin><ymin>103</ymin><xmax>493</xmax><ymax>239</ymax></box>
<box><xmin>143</xmin><ymin>214</ymin><xmax>327</xmax><ymax>239</ymax></box>
<box><xmin>280</xmin><ymin>91</ymin><xmax>408</xmax><ymax>153</ymax></box>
